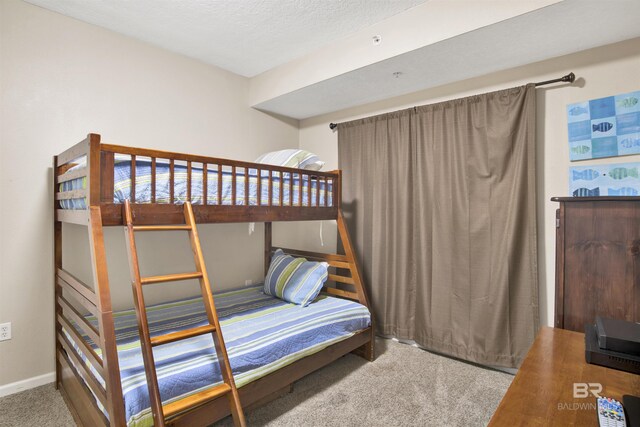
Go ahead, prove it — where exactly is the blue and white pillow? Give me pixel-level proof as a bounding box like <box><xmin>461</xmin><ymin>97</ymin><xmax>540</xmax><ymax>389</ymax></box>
<box><xmin>264</xmin><ymin>249</ymin><xmax>329</xmax><ymax>306</ymax></box>
<box><xmin>255</xmin><ymin>149</ymin><xmax>325</xmax><ymax>171</ymax></box>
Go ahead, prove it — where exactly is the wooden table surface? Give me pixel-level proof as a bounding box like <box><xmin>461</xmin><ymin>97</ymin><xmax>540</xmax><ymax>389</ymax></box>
<box><xmin>489</xmin><ymin>326</ymin><xmax>640</xmax><ymax>426</ymax></box>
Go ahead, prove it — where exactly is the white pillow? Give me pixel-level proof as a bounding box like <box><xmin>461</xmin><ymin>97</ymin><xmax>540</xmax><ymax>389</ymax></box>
<box><xmin>255</xmin><ymin>149</ymin><xmax>324</xmax><ymax>171</ymax></box>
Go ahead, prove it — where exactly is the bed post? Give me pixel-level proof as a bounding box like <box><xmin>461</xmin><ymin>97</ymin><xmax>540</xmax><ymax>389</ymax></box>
<box><xmin>53</xmin><ymin>155</ymin><xmax>63</xmax><ymax>389</ymax></box>
<box><xmin>264</xmin><ymin>222</ymin><xmax>272</xmax><ymax>276</ymax></box>
<box><xmin>100</xmin><ymin>151</ymin><xmax>115</xmax><ymax>204</ymax></box>
<box><xmin>336</xmin><ymin>209</ymin><xmax>375</xmax><ymax>361</ymax></box>
<box><xmin>88</xmin><ymin>208</ymin><xmax>126</xmax><ymax>425</ymax></box>
<box><xmin>333</xmin><ymin>170</ymin><xmax>374</xmax><ymax>360</ymax></box>
<box><xmin>87</xmin><ymin>136</ymin><xmax>127</xmax><ymax>426</ymax></box>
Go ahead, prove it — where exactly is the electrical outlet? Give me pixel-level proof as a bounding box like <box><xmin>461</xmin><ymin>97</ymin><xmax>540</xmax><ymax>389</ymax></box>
<box><xmin>244</xmin><ymin>279</ymin><xmax>253</xmax><ymax>287</ymax></box>
<box><xmin>0</xmin><ymin>322</ymin><xmax>11</xmax><ymax>342</ymax></box>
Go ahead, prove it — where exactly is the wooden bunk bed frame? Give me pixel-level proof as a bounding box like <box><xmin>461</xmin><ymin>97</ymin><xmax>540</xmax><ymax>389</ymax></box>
<box><xmin>53</xmin><ymin>134</ymin><xmax>374</xmax><ymax>427</ymax></box>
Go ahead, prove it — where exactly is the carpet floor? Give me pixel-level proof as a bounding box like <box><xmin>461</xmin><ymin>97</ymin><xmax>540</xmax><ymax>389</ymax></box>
<box><xmin>0</xmin><ymin>339</ymin><xmax>512</xmax><ymax>426</ymax></box>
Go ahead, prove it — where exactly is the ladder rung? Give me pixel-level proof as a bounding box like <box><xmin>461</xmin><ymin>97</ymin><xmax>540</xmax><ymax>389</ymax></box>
<box><xmin>163</xmin><ymin>383</ymin><xmax>232</xmax><ymax>418</ymax></box>
<box><xmin>132</xmin><ymin>225</ymin><xmax>192</xmax><ymax>232</ymax></box>
<box><xmin>141</xmin><ymin>272</ymin><xmax>203</xmax><ymax>285</ymax></box>
<box><xmin>150</xmin><ymin>325</ymin><xmax>215</xmax><ymax>347</ymax></box>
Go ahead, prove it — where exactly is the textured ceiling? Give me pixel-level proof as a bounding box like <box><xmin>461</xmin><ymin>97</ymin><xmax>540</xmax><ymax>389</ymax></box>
<box><xmin>24</xmin><ymin>0</ymin><xmax>427</xmax><ymax>77</ymax></box>
<box><xmin>255</xmin><ymin>0</ymin><xmax>640</xmax><ymax>119</ymax></box>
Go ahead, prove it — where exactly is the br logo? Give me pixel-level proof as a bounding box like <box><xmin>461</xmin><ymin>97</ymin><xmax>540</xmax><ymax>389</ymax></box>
<box><xmin>573</xmin><ymin>383</ymin><xmax>602</xmax><ymax>398</ymax></box>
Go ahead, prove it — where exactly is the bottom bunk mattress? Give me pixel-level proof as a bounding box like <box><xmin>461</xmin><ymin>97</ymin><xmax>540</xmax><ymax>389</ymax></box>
<box><xmin>64</xmin><ymin>285</ymin><xmax>371</xmax><ymax>427</ymax></box>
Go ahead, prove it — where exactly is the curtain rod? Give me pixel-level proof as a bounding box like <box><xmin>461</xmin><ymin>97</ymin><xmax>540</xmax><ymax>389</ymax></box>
<box><xmin>534</xmin><ymin>72</ymin><xmax>575</xmax><ymax>87</ymax></box>
<box><xmin>329</xmin><ymin>72</ymin><xmax>576</xmax><ymax>130</ymax></box>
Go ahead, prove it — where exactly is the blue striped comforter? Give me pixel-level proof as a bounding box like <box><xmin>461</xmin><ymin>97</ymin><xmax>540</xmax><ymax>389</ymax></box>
<box><xmin>59</xmin><ymin>158</ymin><xmax>333</xmax><ymax>209</ymax></box>
<box><xmin>65</xmin><ymin>286</ymin><xmax>370</xmax><ymax>426</ymax></box>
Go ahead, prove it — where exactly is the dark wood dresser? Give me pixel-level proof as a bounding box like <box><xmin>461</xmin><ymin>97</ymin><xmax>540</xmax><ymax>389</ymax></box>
<box><xmin>553</xmin><ymin>197</ymin><xmax>640</xmax><ymax>331</ymax></box>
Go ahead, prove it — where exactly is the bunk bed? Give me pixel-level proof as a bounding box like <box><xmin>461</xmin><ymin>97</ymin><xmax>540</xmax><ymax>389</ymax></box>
<box><xmin>53</xmin><ymin>134</ymin><xmax>374</xmax><ymax>427</ymax></box>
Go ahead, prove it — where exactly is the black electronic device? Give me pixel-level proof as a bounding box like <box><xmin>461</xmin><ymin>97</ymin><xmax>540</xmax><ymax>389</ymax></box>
<box><xmin>585</xmin><ymin>324</ymin><xmax>640</xmax><ymax>375</ymax></box>
<box><xmin>623</xmin><ymin>395</ymin><xmax>640</xmax><ymax>427</ymax></box>
<box><xmin>596</xmin><ymin>317</ymin><xmax>640</xmax><ymax>356</ymax></box>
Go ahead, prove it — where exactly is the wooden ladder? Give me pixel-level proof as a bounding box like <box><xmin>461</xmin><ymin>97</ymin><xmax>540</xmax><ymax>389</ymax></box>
<box><xmin>123</xmin><ymin>200</ymin><xmax>246</xmax><ymax>426</ymax></box>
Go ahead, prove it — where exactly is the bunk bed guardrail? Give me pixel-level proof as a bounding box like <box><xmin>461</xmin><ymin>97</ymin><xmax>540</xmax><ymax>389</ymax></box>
<box><xmin>54</xmin><ymin>134</ymin><xmax>342</xmax><ymax>226</ymax></box>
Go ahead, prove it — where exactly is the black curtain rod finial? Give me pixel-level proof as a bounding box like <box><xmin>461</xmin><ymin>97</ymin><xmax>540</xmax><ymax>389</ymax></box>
<box><xmin>329</xmin><ymin>123</ymin><xmax>338</xmax><ymax>130</ymax></box>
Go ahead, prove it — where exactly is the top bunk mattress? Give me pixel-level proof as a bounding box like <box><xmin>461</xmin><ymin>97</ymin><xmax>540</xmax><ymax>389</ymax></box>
<box><xmin>59</xmin><ymin>157</ymin><xmax>333</xmax><ymax>209</ymax></box>
<box><xmin>64</xmin><ymin>285</ymin><xmax>370</xmax><ymax>426</ymax></box>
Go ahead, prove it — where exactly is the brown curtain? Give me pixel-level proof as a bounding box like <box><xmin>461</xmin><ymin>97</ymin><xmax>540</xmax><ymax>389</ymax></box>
<box><xmin>338</xmin><ymin>84</ymin><xmax>538</xmax><ymax>368</ymax></box>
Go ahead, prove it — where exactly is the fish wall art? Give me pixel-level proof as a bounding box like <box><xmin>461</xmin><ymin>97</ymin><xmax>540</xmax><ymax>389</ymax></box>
<box><xmin>570</xmin><ymin>162</ymin><xmax>640</xmax><ymax>197</ymax></box>
<box><xmin>567</xmin><ymin>90</ymin><xmax>640</xmax><ymax>160</ymax></box>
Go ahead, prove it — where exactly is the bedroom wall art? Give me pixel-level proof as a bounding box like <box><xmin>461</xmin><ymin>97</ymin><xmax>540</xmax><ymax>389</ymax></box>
<box><xmin>569</xmin><ymin>161</ymin><xmax>640</xmax><ymax>197</ymax></box>
<box><xmin>567</xmin><ymin>90</ymin><xmax>640</xmax><ymax>161</ymax></box>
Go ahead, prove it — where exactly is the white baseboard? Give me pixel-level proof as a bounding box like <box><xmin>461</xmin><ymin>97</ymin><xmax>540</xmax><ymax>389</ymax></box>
<box><xmin>0</xmin><ymin>372</ymin><xmax>55</xmax><ymax>398</ymax></box>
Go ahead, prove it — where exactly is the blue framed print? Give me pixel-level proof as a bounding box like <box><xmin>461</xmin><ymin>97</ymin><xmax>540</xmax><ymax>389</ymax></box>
<box><xmin>567</xmin><ymin>90</ymin><xmax>640</xmax><ymax>161</ymax></box>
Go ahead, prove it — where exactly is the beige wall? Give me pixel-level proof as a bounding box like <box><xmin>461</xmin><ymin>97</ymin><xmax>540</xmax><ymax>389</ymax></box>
<box><xmin>298</xmin><ymin>37</ymin><xmax>640</xmax><ymax>330</ymax></box>
<box><xmin>0</xmin><ymin>0</ymin><xmax>299</xmax><ymax>387</ymax></box>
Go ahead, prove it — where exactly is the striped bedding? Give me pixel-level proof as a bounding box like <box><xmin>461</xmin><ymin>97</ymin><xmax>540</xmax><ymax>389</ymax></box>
<box><xmin>59</xmin><ymin>158</ymin><xmax>332</xmax><ymax>209</ymax></box>
<box><xmin>64</xmin><ymin>285</ymin><xmax>370</xmax><ymax>426</ymax></box>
